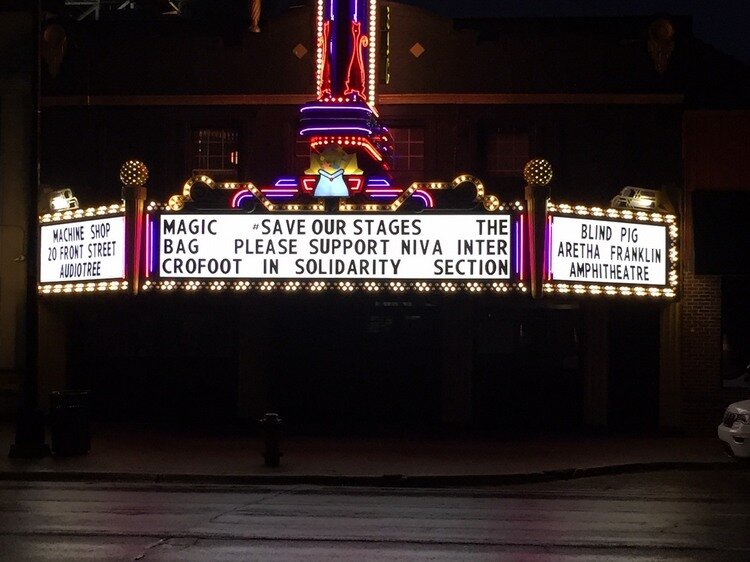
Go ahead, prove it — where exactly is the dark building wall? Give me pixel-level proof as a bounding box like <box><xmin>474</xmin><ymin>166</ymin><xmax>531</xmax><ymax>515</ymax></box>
<box><xmin>0</xmin><ymin>9</ymin><xmax>34</xmax><ymax>418</ymax></box>
<box><xmin>45</xmin><ymin>3</ymin><xmax>697</xmax><ymax>97</ymax></box>
<box><xmin>41</xmin><ymin>103</ymin><xmax>682</xmax><ymax>206</ymax></box>
<box><xmin>680</xmin><ymin>111</ymin><xmax>750</xmax><ymax>432</ymax></box>
<box><xmin>680</xmin><ymin>272</ymin><xmax>722</xmax><ymax>432</ymax></box>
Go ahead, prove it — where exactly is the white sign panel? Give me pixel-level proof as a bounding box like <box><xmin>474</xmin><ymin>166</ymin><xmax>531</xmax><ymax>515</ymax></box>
<box><xmin>40</xmin><ymin>216</ymin><xmax>126</xmax><ymax>283</ymax></box>
<box><xmin>158</xmin><ymin>214</ymin><xmax>512</xmax><ymax>280</ymax></box>
<box><xmin>550</xmin><ymin>216</ymin><xmax>667</xmax><ymax>285</ymax></box>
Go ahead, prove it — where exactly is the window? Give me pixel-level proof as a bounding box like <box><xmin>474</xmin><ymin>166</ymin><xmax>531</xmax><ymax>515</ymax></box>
<box><xmin>390</xmin><ymin>127</ymin><xmax>424</xmax><ymax>181</ymax></box>
<box><xmin>295</xmin><ymin>138</ymin><xmax>311</xmax><ymax>173</ymax></box>
<box><xmin>191</xmin><ymin>128</ymin><xmax>239</xmax><ymax>180</ymax></box>
<box><xmin>486</xmin><ymin>131</ymin><xmax>529</xmax><ymax>176</ymax></box>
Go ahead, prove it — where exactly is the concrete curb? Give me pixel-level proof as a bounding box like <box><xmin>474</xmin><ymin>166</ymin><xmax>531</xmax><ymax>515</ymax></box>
<box><xmin>0</xmin><ymin>460</ymin><xmax>744</xmax><ymax>487</ymax></box>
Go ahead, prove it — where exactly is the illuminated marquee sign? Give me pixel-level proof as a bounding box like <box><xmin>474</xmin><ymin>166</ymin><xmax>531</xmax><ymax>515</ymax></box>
<box><xmin>38</xmin><ymin>206</ymin><xmax>128</xmax><ymax>293</ymax></box>
<box><xmin>138</xmin><ymin>0</ymin><xmax>528</xmax><ymax>295</ymax></box>
<box><xmin>544</xmin><ymin>203</ymin><xmax>678</xmax><ymax>297</ymax></box>
<box><xmin>157</xmin><ymin>214</ymin><xmax>513</xmax><ymax>282</ymax></box>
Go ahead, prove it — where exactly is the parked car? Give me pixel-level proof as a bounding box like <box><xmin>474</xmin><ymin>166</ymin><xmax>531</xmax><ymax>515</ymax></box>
<box><xmin>718</xmin><ymin>399</ymin><xmax>750</xmax><ymax>458</ymax></box>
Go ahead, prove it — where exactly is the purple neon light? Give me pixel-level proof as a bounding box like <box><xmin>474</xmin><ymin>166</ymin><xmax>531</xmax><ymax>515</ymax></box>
<box><xmin>413</xmin><ymin>190</ymin><xmax>434</xmax><ymax>208</ymax></box>
<box><xmin>264</xmin><ymin>193</ymin><xmax>296</xmax><ymax>199</ymax></box>
<box><xmin>352</xmin><ymin>0</ymin><xmax>358</xmax><ymax>22</ymax></box>
<box><xmin>546</xmin><ymin>216</ymin><xmax>553</xmax><ymax>280</ymax></box>
<box><xmin>274</xmin><ymin>178</ymin><xmax>298</xmax><ymax>187</ymax></box>
<box><xmin>150</xmin><ymin>216</ymin><xmax>156</xmax><ymax>275</ymax></box>
<box><xmin>412</xmin><ymin>192</ymin><xmax>431</xmax><ymax>208</ymax></box>
<box><xmin>301</xmin><ymin>105</ymin><xmax>373</xmax><ymax>113</ymax></box>
<box><xmin>145</xmin><ymin>214</ymin><xmax>151</xmax><ymax>278</ymax></box>
<box><xmin>520</xmin><ymin>213</ymin><xmax>525</xmax><ymax>281</ymax></box>
<box><xmin>300</xmin><ymin>126</ymin><xmax>373</xmax><ymax>135</ymax></box>
<box><xmin>369</xmin><ymin>193</ymin><xmax>399</xmax><ymax>199</ymax></box>
<box><xmin>514</xmin><ymin>219</ymin><xmax>520</xmax><ymax>275</ymax></box>
<box><xmin>366</xmin><ymin>178</ymin><xmax>392</xmax><ymax>187</ymax></box>
<box><xmin>233</xmin><ymin>192</ymin><xmax>254</xmax><ymax>208</ymax></box>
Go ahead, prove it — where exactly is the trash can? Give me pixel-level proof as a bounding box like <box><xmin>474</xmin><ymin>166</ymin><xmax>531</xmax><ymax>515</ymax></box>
<box><xmin>259</xmin><ymin>412</ymin><xmax>282</xmax><ymax>467</ymax></box>
<box><xmin>49</xmin><ymin>390</ymin><xmax>91</xmax><ymax>456</ymax></box>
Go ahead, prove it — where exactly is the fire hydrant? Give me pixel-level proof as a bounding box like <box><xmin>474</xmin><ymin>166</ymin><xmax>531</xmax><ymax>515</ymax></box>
<box><xmin>259</xmin><ymin>412</ymin><xmax>282</xmax><ymax>467</ymax></box>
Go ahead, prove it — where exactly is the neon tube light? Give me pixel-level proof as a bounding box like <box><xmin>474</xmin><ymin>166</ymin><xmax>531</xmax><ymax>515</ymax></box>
<box><xmin>413</xmin><ymin>189</ymin><xmax>434</xmax><ymax>208</ymax></box>
<box><xmin>145</xmin><ymin>214</ymin><xmax>151</xmax><ymax>278</ymax></box>
<box><xmin>546</xmin><ymin>215</ymin><xmax>553</xmax><ymax>280</ymax></box>
<box><xmin>274</xmin><ymin>178</ymin><xmax>299</xmax><ymax>187</ymax></box>
<box><xmin>300</xmin><ymin>126</ymin><xmax>373</xmax><ymax>135</ymax></box>
<box><xmin>520</xmin><ymin>213</ymin><xmax>525</xmax><ymax>281</ymax></box>
<box><xmin>365</xmin><ymin>189</ymin><xmax>401</xmax><ymax>194</ymax></box>
<box><xmin>150</xmin><ymin>216</ymin><xmax>156</xmax><ymax>275</ymax></box>
<box><xmin>231</xmin><ymin>191</ymin><xmax>254</xmax><ymax>208</ymax></box>
<box><xmin>367</xmin><ymin>178</ymin><xmax>391</xmax><ymax>187</ymax></box>
<box><xmin>231</xmin><ymin>190</ymin><xmax>252</xmax><ymax>207</ymax></box>
<box><xmin>301</xmin><ymin>105</ymin><xmax>373</xmax><ymax>113</ymax></box>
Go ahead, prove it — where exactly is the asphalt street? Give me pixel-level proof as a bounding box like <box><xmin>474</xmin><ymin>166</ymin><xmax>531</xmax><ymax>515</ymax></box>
<box><xmin>0</xmin><ymin>469</ymin><xmax>748</xmax><ymax>561</ymax></box>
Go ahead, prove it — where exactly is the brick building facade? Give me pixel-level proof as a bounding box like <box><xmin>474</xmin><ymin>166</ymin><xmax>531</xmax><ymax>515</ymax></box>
<box><xmin>2</xmin><ymin>1</ymin><xmax>748</xmax><ymax>434</ymax></box>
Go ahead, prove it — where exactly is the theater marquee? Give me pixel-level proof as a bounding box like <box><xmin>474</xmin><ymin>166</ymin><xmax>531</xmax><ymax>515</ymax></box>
<box><xmin>142</xmin><ymin>175</ymin><xmax>527</xmax><ymax>293</ymax></box>
<box><xmin>38</xmin><ymin>204</ymin><xmax>129</xmax><ymax>294</ymax></box>
<box><xmin>544</xmin><ymin>203</ymin><xmax>678</xmax><ymax>297</ymax></box>
<box><xmin>158</xmin><ymin>214</ymin><xmax>513</xmax><ymax>281</ymax></box>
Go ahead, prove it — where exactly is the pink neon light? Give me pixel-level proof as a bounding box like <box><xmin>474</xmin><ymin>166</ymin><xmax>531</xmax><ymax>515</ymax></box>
<box><xmin>514</xmin><ymin>219</ymin><xmax>519</xmax><ymax>276</ymax></box>
<box><xmin>365</xmin><ymin>189</ymin><xmax>401</xmax><ymax>194</ymax></box>
<box><xmin>301</xmin><ymin>105</ymin><xmax>372</xmax><ymax>113</ymax></box>
<box><xmin>413</xmin><ymin>189</ymin><xmax>434</xmax><ymax>208</ymax></box>
<box><xmin>145</xmin><ymin>214</ymin><xmax>151</xmax><ymax>278</ymax></box>
<box><xmin>232</xmin><ymin>192</ymin><xmax>254</xmax><ymax>208</ymax></box>
<box><xmin>546</xmin><ymin>215</ymin><xmax>553</xmax><ymax>280</ymax></box>
<box><xmin>520</xmin><ymin>214</ymin><xmax>525</xmax><ymax>281</ymax></box>
<box><xmin>261</xmin><ymin>189</ymin><xmax>298</xmax><ymax>193</ymax></box>
<box><xmin>231</xmin><ymin>190</ymin><xmax>248</xmax><ymax>207</ymax></box>
<box><xmin>150</xmin><ymin>216</ymin><xmax>156</xmax><ymax>275</ymax></box>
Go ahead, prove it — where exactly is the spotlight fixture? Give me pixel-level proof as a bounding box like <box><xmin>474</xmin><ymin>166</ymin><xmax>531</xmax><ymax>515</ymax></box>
<box><xmin>611</xmin><ymin>187</ymin><xmax>660</xmax><ymax>210</ymax></box>
<box><xmin>48</xmin><ymin>188</ymin><xmax>79</xmax><ymax>212</ymax></box>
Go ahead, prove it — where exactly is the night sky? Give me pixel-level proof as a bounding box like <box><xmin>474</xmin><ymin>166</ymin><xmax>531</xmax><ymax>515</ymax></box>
<box><xmin>402</xmin><ymin>0</ymin><xmax>750</xmax><ymax>66</ymax></box>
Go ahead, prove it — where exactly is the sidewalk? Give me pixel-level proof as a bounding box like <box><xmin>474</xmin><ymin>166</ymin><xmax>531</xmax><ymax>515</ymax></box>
<box><xmin>0</xmin><ymin>423</ymin><xmax>737</xmax><ymax>486</ymax></box>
